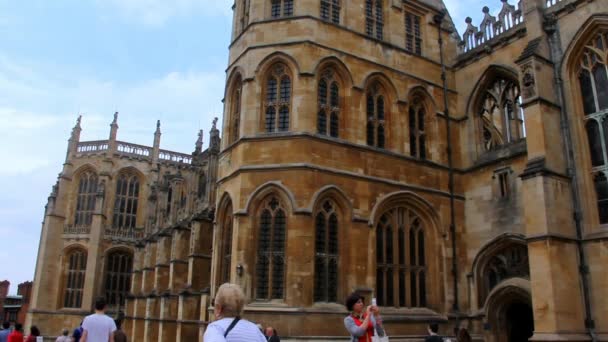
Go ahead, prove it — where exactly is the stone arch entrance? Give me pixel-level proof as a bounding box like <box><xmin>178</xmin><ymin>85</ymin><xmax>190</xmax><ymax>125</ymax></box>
<box><xmin>484</xmin><ymin>279</ymin><xmax>534</xmax><ymax>342</ymax></box>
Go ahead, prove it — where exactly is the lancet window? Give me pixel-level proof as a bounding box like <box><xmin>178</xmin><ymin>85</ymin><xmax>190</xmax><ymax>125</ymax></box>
<box><xmin>317</xmin><ymin>69</ymin><xmax>340</xmax><ymax>138</ymax></box>
<box><xmin>271</xmin><ymin>0</ymin><xmax>293</xmax><ymax>18</ymax></box>
<box><xmin>578</xmin><ymin>32</ymin><xmax>608</xmax><ymax>223</ymax></box>
<box><xmin>320</xmin><ymin>0</ymin><xmax>340</xmax><ymax>24</ymax></box>
<box><xmin>365</xmin><ymin>0</ymin><xmax>383</xmax><ymax>40</ymax></box>
<box><xmin>230</xmin><ymin>76</ymin><xmax>242</xmax><ymax>144</ymax></box>
<box><xmin>220</xmin><ymin>203</ymin><xmax>234</xmax><ymax>284</ymax></box>
<box><xmin>314</xmin><ymin>200</ymin><xmax>339</xmax><ymax>303</ymax></box>
<box><xmin>376</xmin><ymin>208</ymin><xmax>426</xmax><ymax>307</ymax></box>
<box><xmin>64</xmin><ymin>249</ymin><xmax>87</xmax><ymax>308</ymax></box>
<box><xmin>409</xmin><ymin>98</ymin><xmax>426</xmax><ymax>159</ymax></box>
<box><xmin>112</xmin><ymin>172</ymin><xmax>139</xmax><ymax>229</ymax></box>
<box><xmin>255</xmin><ymin>196</ymin><xmax>286</xmax><ymax>300</ymax></box>
<box><xmin>366</xmin><ymin>84</ymin><xmax>386</xmax><ymax>148</ymax></box>
<box><xmin>74</xmin><ymin>171</ymin><xmax>98</xmax><ymax>227</ymax></box>
<box><xmin>240</xmin><ymin>0</ymin><xmax>250</xmax><ymax>31</ymax></box>
<box><xmin>405</xmin><ymin>12</ymin><xmax>422</xmax><ymax>55</ymax></box>
<box><xmin>264</xmin><ymin>64</ymin><xmax>291</xmax><ymax>133</ymax></box>
<box><xmin>479</xmin><ymin>78</ymin><xmax>525</xmax><ymax>151</ymax></box>
<box><xmin>104</xmin><ymin>250</ymin><xmax>132</xmax><ymax>306</ymax></box>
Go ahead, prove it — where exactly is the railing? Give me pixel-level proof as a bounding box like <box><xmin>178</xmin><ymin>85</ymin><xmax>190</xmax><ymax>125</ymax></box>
<box><xmin>77</xmin><ymin>140</ymin><xmax>109</xmax><ymax>153</ymax></box>
<box><xmin>104</xmin><ymin>226</ymin><xmax>145</xmax><ymax>240</ymax></box>
<box><xmin>63</xmin><ymin>224</ymin><xmax>91</xmax><ymax>235</ymax></box>
<box><xmin>460</xmin><ymin>0</ymin><xmax>523</xmax><ymax>53</ymax></box>
<box><xmin>545</xmin><ymin>0</ymin><xmax>563</xmax><ymax>8</ymax></box>
<box><xmin>117</xmin><ymin>141</ymin><xmax>152</xmax><ymax>158</ymax></box>
<box><xmin>159</xmin><ymin>150</ymin><xmax>192</xmax><ymax>164</ymax></box>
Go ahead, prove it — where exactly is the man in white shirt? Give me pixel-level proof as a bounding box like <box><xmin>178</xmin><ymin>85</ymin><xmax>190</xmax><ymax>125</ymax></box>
<box><xmin>81</xmin><ymin>297</ymin><xmax>116</xmax><ymax>342</ymax></box>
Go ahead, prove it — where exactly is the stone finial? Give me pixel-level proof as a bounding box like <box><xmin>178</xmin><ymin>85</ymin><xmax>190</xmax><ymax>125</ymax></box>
<box><xmin>156</xmin><ymin>120</ymin><xmax>161</xmax><ymax>133</ymax></box>
<box><xmin>70</xmin><ymin>115</ymin><xmax>82</xmax><ymax>141</ymax></box>
<box><xmin>210</xmin><ymin>117</ymin><xmax>220</xmax><ymax>153</ymax></box>
<box><xmin>195</xmin><ymin>129</ymin><xmax>203</xmax><ymax>154</ymax></box>
<box><xmin>112</xmin><ymin>111</ymin><xmax>118</xmax><ymax>125</ymax></box>
<box><xmin>109</xmin><ymin>112</ymin><xmax>119</xmax><ymax>141</ymax></box>
<box><xmin>212</xmin><ymin>117</ymin><xmax>218</xmax><ymax>129</ymax></box>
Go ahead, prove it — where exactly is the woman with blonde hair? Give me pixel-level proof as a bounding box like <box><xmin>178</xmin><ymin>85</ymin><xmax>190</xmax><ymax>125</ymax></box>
<box><xmin>203</xmin><ymin>283</ymin><xmax>267</xmax><ymax>342</ymax></box>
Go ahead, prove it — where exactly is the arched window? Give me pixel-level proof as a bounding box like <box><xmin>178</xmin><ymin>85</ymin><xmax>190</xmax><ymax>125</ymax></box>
<box><xmin>366</xmin><ymin>84</ymin><xmax>386</xmax><ymax>148</ymax></box>
<box><xmin>264</xmin><ymin>64</ymin><xmax>291</xmax><ymax>133</ymax></box>
<box><xmin>479</xmin><ymin>244</ymin><xmax>529</xmax><ymax>304</ymax></box>
<box><xmin>230</xmin><ymin>76</ymin><xmax>243</xmax><ymax>144</ymax></box>
<box><xmin>314</xmin><ymin>200</ymin><xmax>339</xmax><ymax>302</ymax></box>
<box><xmin>409</xmin><ymin>98</ymin><xmax>426</xmax><ymax>159</ymax></box>
<box><xmin>220</xmin><ymin>203</ymin><xmax>234</xmax><ymax>284</ymax></box>
<box><xmin>365</xmin><ymin>0</ymin><xmax>383</xmax><ymax>40</ymax></box>
<box><xmin>578</xmin><ymin>32</ymin><xmax>608</xmax><ymax>223</ymax></box>
<box><xmin>74</xmin><ymin>171</ymin><xmax>97</xmax><ymax>227</ymax></box>
<box><xmin>64</xmin><ymin>249</ymin><xmax>87</xmax><ymax>308</ymax></box>
<box><xmin>112</xmin><ymin>172</ymin><xmax>140</xmax><ymax>229</ymax></box>
<box><xmin>320</xmin><ymin>0</ymin><xmax>340</xmax><ymax>24</ymax></box>
<box><xmin>271</xmin><ymin>0</ymin><xmax>293</xmax><ymax>18</ymax></box>
<box><xmin>104</xmin><ymin>250</ymin><xmax>133</xmax><ymax>307</ymax></box>
<box><xmin>255</xmin><ymin>196</ymin><xmax>286</xmax><ymax>300</ymax></box>
<box><xmin>376</xmin><ymin>208</ymin><xmax>426</xmax><ymax>307</ymax></box>
<box><xmin>317</xmin><ymin>69</ymin><xmax>340</xmax><ymax>138</ymax></box>
<box><xmin>479</xmin><ymin>78</ymin><xmax>525</xmax><ymax>151</ymax></box>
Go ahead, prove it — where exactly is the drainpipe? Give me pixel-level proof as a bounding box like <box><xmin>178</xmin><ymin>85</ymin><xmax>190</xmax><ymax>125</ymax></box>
<box><xmin>434</xmin><ymin>11</ymin><xmax>460</xmax><ymax>315</ymax></box>
<box><xmin>544</xmin><ymin>16</ymin><xmax>596</xmax><ymax>342</ymax></box>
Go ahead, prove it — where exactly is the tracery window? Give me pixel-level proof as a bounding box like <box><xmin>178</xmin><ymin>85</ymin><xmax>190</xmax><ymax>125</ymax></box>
<box><xmin>376</xmin><ymin>208</ymin><xmax>426</xmax><ymax>307</ymax></box>
<box><xmin>320</xmin><ymin>0</ymin><xmax>340</xmax><ymax>24</ymax></box>
<box><xmin>314</xmin><ymin>200</ymin><xmax>339</xmax><ymax>302</ymax></box>
<box><xmin>112</xmin><ymin>172</ymin><xmax>139</xmax><ymax>229</ymax></box>
<box><xmin>264</xmin><ymin>64</ymin><xmax>291</xmax><ymax>133</ymax></box>
<box><xmin>480</xmin><ymin>244</ymin><xmax>529</xmax><ymax>304</ymax></box>
<box><xmin>578</xmin><ymin>32</ymin><xmax>608</xmax><ymax>223</ymax></box>
<box><xmin>271</xmin><ymin>0</ymin><xmax>293</xmax><ymax>18</ymax></box>
<box><xmin>479</xmin><ymin>78</ymin><xmax>525</xmax><ymax>151</ymax></box>
<box><xmin>64</xmin><ymin>249</ymin><xmax>87</xmax><ymax>308</ymax></box>
<box><xmin>366</xmin><ymin>84</ymin><xmax>386</xmax><ymax>148</ymax></box>
<box><xmin>405</xmin><ymin>12</ymin><xmax>422</xmax><ymax>55</ymax></box>
<box><xmin>230</xmin><ymin>76</ymin><xmax>243</xmax><ymax>144</ymax></box>
<box><xmin>104</xmin><ymin>251</ymin><xmax>132</xmax><ymax>306</ymax></box>
<box><xmin>409</xmin><ymin>98</ymin><xmax>426</xmax><ymax>159</ymax></box>
<box><xmin>220</xmin><ymin>203</ymin><xmax>234</xmax><ymax>284</ymax></box>
<box><xmin>317</xmin><ymin>69</ymin><xmax>340</xmax><ymax>137</ymax></box>
<box><xmin>74</xmin><ymin>171</ymin><xmax>97</xmax><ymax>227</ymax></box>
<box><xmin>255</xmin><ymin>196</ymin><xmax>286</xmax><ymax>300</ymax></box>
<box><xmin>365</xmin><ymin>0</ymin><xmax>383</xmax><ymax>40</ymax></box>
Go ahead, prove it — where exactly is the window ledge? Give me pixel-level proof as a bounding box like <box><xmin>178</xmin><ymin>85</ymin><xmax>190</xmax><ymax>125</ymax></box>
<box><xmin>475</xmin><ymin>138</ymin><xmax>527</xmax><ymax>166</ymax></box>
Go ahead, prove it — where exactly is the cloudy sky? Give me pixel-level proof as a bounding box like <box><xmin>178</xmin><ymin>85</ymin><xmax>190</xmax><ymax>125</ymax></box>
<box><xmin>0</xmin><ymin>0</ymin><xmax>502</xmax><ymax>294</ymax></box>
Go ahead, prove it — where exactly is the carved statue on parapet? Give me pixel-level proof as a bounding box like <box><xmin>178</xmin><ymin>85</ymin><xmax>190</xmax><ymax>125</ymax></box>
<box><xmin>210</xmin><ymin>117</ymin><xmax>221</xmax><ymax>153</ymax></box>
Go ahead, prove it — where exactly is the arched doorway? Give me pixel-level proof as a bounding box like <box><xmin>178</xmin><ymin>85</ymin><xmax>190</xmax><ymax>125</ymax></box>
<box><xmin>485</xmin><ymin>280</ymin><xmax>534</xmax><ymax>342</ymax></box>
<box><xmin>505</xmin><ymin>301</ymin><xmax>534</xmax><ymax>342</ymax></box>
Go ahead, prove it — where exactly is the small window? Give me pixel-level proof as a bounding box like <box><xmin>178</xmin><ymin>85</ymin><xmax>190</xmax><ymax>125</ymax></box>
<box><xmin>366</xmin><ymin>84</ymin><xmax>386</xmax><ymax>148</ymax></box>
<box><xmin>264</xmin><ymin>64</ymin><xmax>291</xmax><ymax>133</ymax></box>
<box><xmin>320</xmin><ymin>0</ymin><xmax>340</xmax><ymax>24</ymax></box>
<box><xmin>365</xmin><ymin>0</ymin><xmax>383</xmax><ymax>40</ymax></box>
<box><xmin>405</xmin><ymin>12</ymin><xmax>422</xmax><ymax>55</ymax></box>
<box><xmin>271</xmin><ymin>0</ymin><xmax>293</xmax><ymax>18</ymax></box>
<box><xmin>494</xmin><ymin>169</ymin><xmax>511</xmax><ymax>199</ymax></box>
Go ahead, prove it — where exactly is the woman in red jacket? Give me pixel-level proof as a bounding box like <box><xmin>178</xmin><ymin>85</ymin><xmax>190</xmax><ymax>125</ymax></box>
<box><xmin>7</xmin><ymin>323</ymin><xmax>24</xmax><ymax>342</ymax></box>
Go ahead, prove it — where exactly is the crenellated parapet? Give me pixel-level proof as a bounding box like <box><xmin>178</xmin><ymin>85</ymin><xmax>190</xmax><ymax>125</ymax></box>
<box><xmin>460</xmin><ymin>0</ymin><xmax>524</xmax><ymax>53</ymax></box>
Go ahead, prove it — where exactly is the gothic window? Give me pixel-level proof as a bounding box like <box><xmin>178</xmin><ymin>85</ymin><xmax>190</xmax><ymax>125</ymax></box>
<box><xmin>112</xmin><ymin>172</ymin><xmax>139</xmax><ymax>229</ymax></box>
<box><xmin>255</xmin><ymin>196</ymin><xmax>286</xmax><ymax>300</ymax></box>
<box><xmin>220</xmin><ymin>203</ymin><xmax>234</xmax><ymax>284</ymax></box>
<box><xmin>64</xmin><ymin>249</ymin><xmax>87</xmax><ymax>308</ymax></box>
<box><xmin>320</xmin><ymin>0</ymin><xmax>340</xmax><ymax>24</ymax></box>
<box><xmin>409</xmin><ymin>99</ymin><xmax>426</xmax><ymax>159</ymax></box>
<box><xmin>74</xmin><ymin>171</ymin><xmax>97</xmax><ymax>227</ymax></box>
<box><xmin>314</xmin><ymin>200</ymin><xmax>339</xmax><ymax>303</ymax></box>
<box><xmin>376</xmin><ymin>208</ymin><xmax>426</xmax><ymax>307</ymax></box>
<box><xmin>365</xmin><ymin>0</ymin><xmax>383</xmax><ymax>40</ymax></box>
<box><xmin>240</xmin><ymin>0</ymin><xmax>250</xmax><ymax>31</ymax></box>
<box><xmin>230</xmin><ymin>76</ymin><xmax>243</xmax><ymax>144</ymax></box>
<box><xmin>405</xmin><ymin>12</ymin><xmax>422</xmax><ymax>55</ymax></box>
<box><xmin>265</xmin><ymin>64</ymin><xmax>291</xmax><ymax>133</ymax></box>
<box><xmin>317</xmin><ymin>69</ymin><xmax>340</xmax><ymax>138</ymax></box>
<box><xmin>479</xmin><ymin>78</ymin><xmax>525</xmax><ymax>151</ymax></box>
<box><xmin>578</xmin><ymin>32</ymin><xmax>608</xmax><ymax>223</ymax></box>
<box><xmin>366</xmin><ymin>84</ymin><xmax>386</xmax><ymax>148</ymax></box>
<box><xmin>480</xmin><ymin>244</ymin><xmax>529</xmax><ymax>303</ymax></box>
<box><xmin>271</xmin><ymin>0</ymin><xmax>293</xmax><ymax>18</ymax></box>
<box><xmin>104</xmin><ymin>250</ymin><xmax>132</xmax><ymax>307</ymax></box>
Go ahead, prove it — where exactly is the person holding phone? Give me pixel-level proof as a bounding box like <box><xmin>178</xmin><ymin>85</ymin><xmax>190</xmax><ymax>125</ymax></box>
<box><xmin>343</xmin><ymin>292</ymin><xmax>385</xmax><ymax>342</ymax></box>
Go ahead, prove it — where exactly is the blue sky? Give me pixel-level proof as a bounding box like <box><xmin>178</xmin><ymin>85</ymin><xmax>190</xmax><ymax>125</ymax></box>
<box><xmin>0</xmin><ymin>0</ymin><xmax>502</xmax><ymax>294</ymax></box>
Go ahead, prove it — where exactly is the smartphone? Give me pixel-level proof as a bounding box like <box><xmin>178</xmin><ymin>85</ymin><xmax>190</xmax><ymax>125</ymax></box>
<box><xmin>371</xmin><ymin>298</ymin><xmax>377</xmax><ymax>306</ymax></box>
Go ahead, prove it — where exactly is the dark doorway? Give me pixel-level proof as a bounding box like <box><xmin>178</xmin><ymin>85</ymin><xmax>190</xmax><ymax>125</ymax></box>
<box><xmin>505</xmin><ymin>301</ymin><xmax>534</xmax><ymax>342</ymax></box>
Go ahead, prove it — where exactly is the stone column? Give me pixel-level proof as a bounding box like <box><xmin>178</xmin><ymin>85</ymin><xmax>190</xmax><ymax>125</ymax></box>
<box><xmin>170</xmin><ymin>227</ymin><xmax>191</xmax><ymax>291</ymax></box>
<box><xmin>81</xmin><ymin>183</ymin><xmax>106</xmax><ymax>310</ymax></box>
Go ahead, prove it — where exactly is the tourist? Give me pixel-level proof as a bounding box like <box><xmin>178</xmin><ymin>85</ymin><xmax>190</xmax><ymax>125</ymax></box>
<box><xmin>81</xmin><ymin>297</ymin><xmax>117</xmax><ymax>342</ymax></box>
<box><xmin>56</xmin><ymin>329</ymin><xmax>71</xmax><ymax>342</ymax></box>
<box><xmin>25</xmin><ymin>326</ymin><xmax>40</xmax><ymax>342</ymax></box>
<box><xmin>265</xmin><ymin>327</ymin><xmax>280</xmax><ymax>342</ymax></box>
<box><xmin>113</xmin><ymin>320</ymin><xmax>127</xmax><ymax>342</ymax></box>
<box><xmin>343</xmin><ymin>292</ymin><xmax>385</xmax><ymax>342</ymax></box>
<box><xmin>425</xmin><ymin>323</ymin><xmax>443</xmax><ymax>342</ymax></box>
<box><xmin>203</xmin><ymin>283</ymin><xmax>267</xmax><ymax>342</ymax></box>
<box><xmin>72</xmin><ymin>322</ymin><xmax>83</xmax><ymax>342</ymax></box>
<box><xmin>0</xmin><ymin>322</ymin><xmax>10</xmax><ymax>342</ymax></box>
<box><xmin>7</xmin><ymin>323</ymin><xmax>23</xmax><ymax>342</ymax></box>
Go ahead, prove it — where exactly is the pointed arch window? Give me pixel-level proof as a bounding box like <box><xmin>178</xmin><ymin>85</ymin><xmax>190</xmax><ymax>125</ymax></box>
<box><xmin>314</xmin><ymin>200</ymin><xmax>339</xmax><ymax>302</ymax></box>
<box><xmin>64</xmin><ymin>249</ymin><xmax>87</xmax><ymax>308</ymax></box>
<box><xmin>318</xmin><ymin>69</ymin><xmax>340</xmax><ymax>138</ymax></box>
<box><xmin>405</xmin><ymin>12</ymin><xmax>422</xmax><ymax>55</ymax></box>
<box><xmin>366</xmin><ymin>84</ymin><xmax>386</xmax><ymax>148</ymax></box>
<box><xmin>265</xmin><ymin>64</ymin><xmax>291</xmax><ymax>133</ymax></box>
<box><xmin>376</xmin><ymin>208</ymin><xmax>426</xmax><ymax>307</ymax></box>
<box><xmin>112</xmin><ymin>172</ymin><xmax>140</xmax><ymax>229</ymax></box>
<box><xmin>271</xmin><ymin>0</ymin><xmax>293</xmax><ymax>18</ymax></box>
<box><xmin>230</xmin><ymin>76</ymin><xmax>243</xmax><ymax>144</ymax></box>
<box><xmin>320</xmin><ymin>0</ymin><xmax>340</xmax><ymax>24</ymax></box>
<box><xmin>479</xmin><ymin>78</ymin><xmax>525</xmax><ymax>151</ymax></box>
<box><xmin>220</xmin><ymin>203</ymin><xmax>234</xmax><ymax>284</ymax></box>
<box><xmin>74</xmin><ymin>171</ymin><xmax>98</xmax><ymax>227</ymax></box>
<box><xmin>365</xmin><ymin>0</ymin><xmax>383</xmax><ymax>40</ymax></box>
<box><xmin>409</xmin><ymin>98</ymin><xmax>426</xmax><ymax>159</ymax></box>
<box><xmin>256</xmin><ymin>196</ymin><xmax>286</xmax><ymax>300</ymax></box>
<box><xmin>104</xmin><ymin>250</ymin><xmax>132</xmax><ymax>307</ymax></box>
